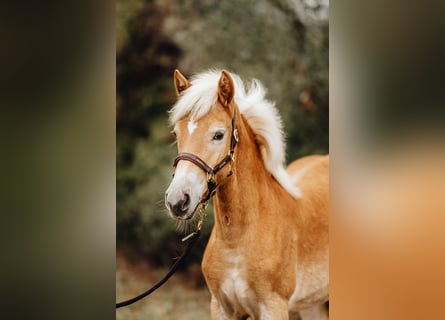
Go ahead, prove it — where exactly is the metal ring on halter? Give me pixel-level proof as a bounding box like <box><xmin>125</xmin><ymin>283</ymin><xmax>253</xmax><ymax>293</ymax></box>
<box><xmin>206</xmin><ymin>171</ymin><xmax>215</xmax><ymax>183</ymax></box>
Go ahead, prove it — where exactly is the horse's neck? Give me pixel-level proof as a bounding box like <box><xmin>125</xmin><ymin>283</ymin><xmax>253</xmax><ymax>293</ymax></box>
<box><xmin>212</xmin><ymin>116</ymin><xmax>284</xmax><ymax>243</ymax></box>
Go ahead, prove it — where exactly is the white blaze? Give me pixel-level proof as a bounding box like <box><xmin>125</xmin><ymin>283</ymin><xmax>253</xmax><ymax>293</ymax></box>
<box><xmin>187</xmin><ymin>120</ymin><xmax>198</xmax><ymax>135</ymax></box>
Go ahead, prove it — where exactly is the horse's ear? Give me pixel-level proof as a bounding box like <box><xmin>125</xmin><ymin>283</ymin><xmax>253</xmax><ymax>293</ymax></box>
<box><xmin>174</xmin><ymin>69</ymin><xmax>191</xmax><ymax>95</ymax></box>
<box><xmin>218</xmin><ymin>70</ymin><xmax>235</xmax><ymax>107</ymax></box>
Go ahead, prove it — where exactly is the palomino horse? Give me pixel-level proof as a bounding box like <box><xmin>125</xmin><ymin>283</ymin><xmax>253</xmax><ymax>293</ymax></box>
<box><xmin>165</xmin><ymin>69</ymin><xmax>329</xmax><ymax>320</ymax></box>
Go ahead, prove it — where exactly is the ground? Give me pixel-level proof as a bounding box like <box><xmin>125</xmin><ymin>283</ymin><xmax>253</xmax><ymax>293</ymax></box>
<box><xmin>116</xmin><ymin>250</ymin><xmax>211</xmax><ymax>320</ymax></box>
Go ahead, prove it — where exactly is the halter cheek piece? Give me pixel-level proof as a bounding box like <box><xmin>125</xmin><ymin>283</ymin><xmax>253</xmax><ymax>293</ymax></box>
<box><xmin>173</xmin><ymin>108</ymin><xmax>239</xmax><ymax>204</ymax></box>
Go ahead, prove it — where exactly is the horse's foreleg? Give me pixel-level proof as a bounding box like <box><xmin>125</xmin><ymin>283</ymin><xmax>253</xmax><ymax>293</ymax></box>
<box><xmin>210</xmin><ymin>295</ymin><xmax>228</xmax><ymax>320</ymax></box>
<box><xmin>259</xmin><ymin>298</ymin><xmax>289</xmax><ymax>320</ymax></box>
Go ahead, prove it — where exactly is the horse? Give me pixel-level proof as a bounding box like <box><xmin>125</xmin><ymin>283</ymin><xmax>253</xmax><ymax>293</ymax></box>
<box><xmin>165</xmin><ymin>69</ymin><xmax>329</xmax><ymax>320</ymax></box>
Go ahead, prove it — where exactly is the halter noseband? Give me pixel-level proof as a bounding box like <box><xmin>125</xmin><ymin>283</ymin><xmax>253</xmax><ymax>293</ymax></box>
<box><xmin>173</xmin><ymin>108</ymin><xmax>239</xmax><ymax>203</ymax></box>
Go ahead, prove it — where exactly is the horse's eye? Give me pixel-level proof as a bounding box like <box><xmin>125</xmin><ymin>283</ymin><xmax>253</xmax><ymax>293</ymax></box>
<box><xmin>213</xmin><ymin>131</ymin><xmax>225</xmax><ymax>141</ymax></box>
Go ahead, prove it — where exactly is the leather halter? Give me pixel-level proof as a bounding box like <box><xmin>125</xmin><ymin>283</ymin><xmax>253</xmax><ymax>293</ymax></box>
<box><xmin>173</xmin><ymin>107</ymin><xmax>239</xmax><ymax>203</ymax></box>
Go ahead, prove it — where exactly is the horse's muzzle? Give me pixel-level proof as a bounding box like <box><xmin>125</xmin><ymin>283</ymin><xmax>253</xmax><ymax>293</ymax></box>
<box><xmin>165</xmin><ymin>191</ymin><xmax>195</xmax><ymax>220</ymax></box>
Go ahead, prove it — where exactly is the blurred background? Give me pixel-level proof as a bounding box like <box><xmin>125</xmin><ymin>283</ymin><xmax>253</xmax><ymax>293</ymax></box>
<box><xmin>116</xmin><ymin>0</ymin><xmax>328</xmax><ymax>318</ymax></box>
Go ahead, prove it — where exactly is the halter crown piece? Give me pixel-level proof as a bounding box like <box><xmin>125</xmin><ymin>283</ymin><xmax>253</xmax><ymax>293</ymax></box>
<box><xmin>173</xmin><ymin>107</ymin><xmax>238</xmax><ymax>204</ymax></box>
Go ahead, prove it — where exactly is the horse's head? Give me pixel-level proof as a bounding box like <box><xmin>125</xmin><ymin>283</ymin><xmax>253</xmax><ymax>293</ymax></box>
<box><xmin>165</xmin><ymin>69</ymin><xmax>238</xmax><ymax>220</ymax></box>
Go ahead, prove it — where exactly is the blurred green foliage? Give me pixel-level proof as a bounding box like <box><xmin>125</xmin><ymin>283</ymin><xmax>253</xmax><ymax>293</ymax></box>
<box><xmin>117</xmin><ymin>0</ymin><xmax>328</xmax><ymax>266</ymax></box>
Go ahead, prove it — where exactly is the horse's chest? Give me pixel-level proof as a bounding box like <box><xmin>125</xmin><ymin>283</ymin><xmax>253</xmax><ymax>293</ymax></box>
<box><xmin>205</xmin><ymin>252</ymin><xmax>256</xmax><ymax>315</ymax></box>
<box><xmin>220</xmin><ymin>266</ymin><xmax>252</xmax><ymax>306</ymax></box>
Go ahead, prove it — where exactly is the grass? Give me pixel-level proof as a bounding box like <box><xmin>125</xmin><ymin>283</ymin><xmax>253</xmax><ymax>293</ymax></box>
<box><xmin>116</xmin><ymin>250</ymin><xmax>211</xmax><ymax>320</ymax></box>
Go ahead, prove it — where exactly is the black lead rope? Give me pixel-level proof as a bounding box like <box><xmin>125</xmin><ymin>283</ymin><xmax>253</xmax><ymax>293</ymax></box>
<box><xmin>116</xmin><ymin>230</ymin><xmax>201</xmax><ymax>309</ymax></box>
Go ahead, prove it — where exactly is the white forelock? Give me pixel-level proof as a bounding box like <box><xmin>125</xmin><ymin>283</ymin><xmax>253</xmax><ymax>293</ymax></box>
<box><xmin>169</xmin><ymin>70</ymin><xmax>301</xmax><ymax>198</ymax></box>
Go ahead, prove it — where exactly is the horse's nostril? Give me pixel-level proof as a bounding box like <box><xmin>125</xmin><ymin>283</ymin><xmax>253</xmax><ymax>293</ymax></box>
<box><xmin>177</xmin><ymin>193</ymin><xmax>190</xmax><ymax>212</ymax></box>
<box><xmin>168</xmin><ymin>192</ymin><xmax>191</xmax><ymax>217</ymax></box>
<box><xmin>183</xmin><ymin>193</ymin><xmax>190</xmax><ymax>208</ymax></box>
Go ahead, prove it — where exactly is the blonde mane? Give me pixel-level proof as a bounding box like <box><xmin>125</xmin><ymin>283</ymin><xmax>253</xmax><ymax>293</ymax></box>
<box><xmin>169</xmin><ymin>70</ymin><xmax>301</xmax><ymax>198</ymax></box>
